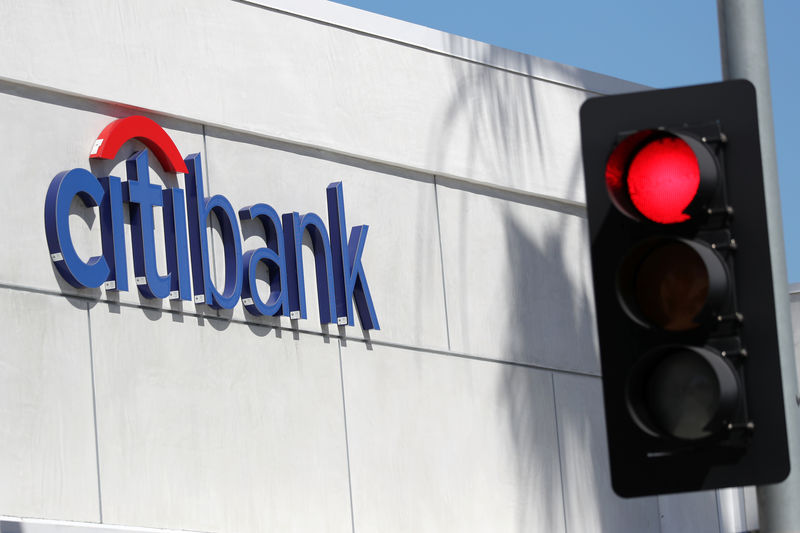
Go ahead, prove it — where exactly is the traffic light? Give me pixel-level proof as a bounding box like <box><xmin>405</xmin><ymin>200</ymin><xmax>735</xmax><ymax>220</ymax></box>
<box><xmin>580</xmin><ymin>80</ymin><xmax>790</xmax><ymax>497</ymax></box>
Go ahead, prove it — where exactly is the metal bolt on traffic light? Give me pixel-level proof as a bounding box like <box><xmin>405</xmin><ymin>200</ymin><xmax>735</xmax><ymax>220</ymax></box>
<box><xmin>580</xmin><ymin>80</ymin><xmax>789</xmax><ymax>498</ymax></box>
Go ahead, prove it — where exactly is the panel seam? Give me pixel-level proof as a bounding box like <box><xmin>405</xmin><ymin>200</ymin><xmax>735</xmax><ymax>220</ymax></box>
<box><xmin>86</xmin><ymin>305</ymin><xmax>104</xmax><ymax>522</ymax></box>
<box><xmin>550</xmin><ymin>373</ymin><xmax>569</xmax><ymax>533</ymax></box>
<box><xmin>0</xmin><ymin>283</ymin><xmax>602</xmax><ymax>378</ymax></box>
<box><xmin>433</xmin><ymin>176</ymin><xmax>452</xmax><ymax>350</ymax></box>
<box><xmin>201</xmin><ymin>124</ymin><xmax>221</xmax><ymax>318</ymax></box>
<box><xmin>338</xmin><ymin>340</ymin><xmax>357</xmax><ymax>533</ymax></box>
<box><xmin>228</xmin><ymin>0</ymin><xmax>642</xmax><ymax>95</ymax></box>
<box><xmin>0</xmin><ymin>75</ymin><xmax>588</xmax><ymax>211</ymax></box>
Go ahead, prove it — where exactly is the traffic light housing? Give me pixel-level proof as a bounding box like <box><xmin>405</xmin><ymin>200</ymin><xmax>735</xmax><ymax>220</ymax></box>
<box><xmin>580</xmin><ymin>80</ymin><xmax>790</xmax><ymax>497</ymax></box>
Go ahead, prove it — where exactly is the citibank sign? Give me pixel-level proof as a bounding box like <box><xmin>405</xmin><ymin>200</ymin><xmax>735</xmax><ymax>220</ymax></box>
<box><xmin>44</xmin><ymin>116</ymin><xmax>379</xmax><ymax>330</ymax></box>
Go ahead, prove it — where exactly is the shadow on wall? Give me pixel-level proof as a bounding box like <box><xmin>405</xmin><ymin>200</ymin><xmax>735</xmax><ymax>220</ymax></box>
<box><xmin>429</xmin><ymin>37</ymin><xmax>759</xmax><ymax>532</ymax></box>
<box><xmin>500</xmin><ymin>209</ymin><xmax>603</xmax><ymax>533</ymax></box>
<box><xmin>431</xmin><ymin>34</ymin><xmax>594</xmax><ymax>368</ymax></box>
<box><xmin>429</xmin><ymin>34</ymin><xmax>660</xmax><ymax>532</ymax></box>
<box><xmin>426</xmin><ymin>36</ymin><xmax>586</xmax><ymax>201</ymax></box>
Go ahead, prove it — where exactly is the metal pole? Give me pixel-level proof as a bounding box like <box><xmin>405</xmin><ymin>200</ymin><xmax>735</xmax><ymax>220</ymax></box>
<box><xmin>717</xmin><ymin>1</ymin><xmax>800</xmax><ymax>531</ymax></box>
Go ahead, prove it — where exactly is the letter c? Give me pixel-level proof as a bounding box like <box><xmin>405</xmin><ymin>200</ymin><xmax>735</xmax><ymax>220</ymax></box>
<box><xmin>44</xmin><ymin>168</ymin><xmax>110</xmax><ymax>288</ymax></box>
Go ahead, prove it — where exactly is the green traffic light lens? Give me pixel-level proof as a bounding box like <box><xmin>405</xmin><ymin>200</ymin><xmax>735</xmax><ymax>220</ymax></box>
<box><xmin>626</xmin><ymin>345</ymin><xmax>741</xmax><ymax>441</ymax></box>
<box><xmin>645</xmin><ymin>350</ymin><xmax>720</xmax><ymax>440</ymax></box>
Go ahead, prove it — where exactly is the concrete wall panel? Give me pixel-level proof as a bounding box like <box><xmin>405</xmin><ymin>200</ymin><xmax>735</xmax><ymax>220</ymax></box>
<box><xmin>89</xmin><ymin>305</ymin><xmax>351</xmax><ymax>533</ymax></box>
<box><xmin>437</xmin><ymin>184</ymin><xmax>598</xmax><ymax>374</ymax></box>
<box><xmin>658</xmin><ymin>491</ymin><xmax>721</xmax><ymax>533</ymax></box>
<box><xmin>789</xmin><ymin>290</ymin><xmax>800</xmax><ymax>395</ymax></box>
<box><xmin>0</xmin><ymin>288</ymin><xmax>99</xmax><ymax>522</ymax></box>
<box><xmin>341</xmin><ymin>341</ymin><xmax>565</xmax><ymax>533</ymax></box>
<box><xmin>553</xmin><ymin>373</ymin><xmax>660</xmax><ymax>533</ymax></box>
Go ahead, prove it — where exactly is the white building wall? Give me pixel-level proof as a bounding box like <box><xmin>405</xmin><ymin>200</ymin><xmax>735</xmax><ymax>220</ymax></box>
<box><xmin>0</xmin><ymin>1</ymin><xmax>758</xmax><ymax>531</ymax></box>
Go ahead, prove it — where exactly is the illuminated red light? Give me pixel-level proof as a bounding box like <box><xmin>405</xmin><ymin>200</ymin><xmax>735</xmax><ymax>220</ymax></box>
<box><xmin>627</xmin><ymin>137</ymin><xmax>700</xmax><ymax>224</ymax></box>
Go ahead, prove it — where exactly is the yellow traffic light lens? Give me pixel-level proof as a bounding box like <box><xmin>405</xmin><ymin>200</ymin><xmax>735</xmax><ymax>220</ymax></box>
<box><xmin>635</xmin><ymin>241</ymin><xmax>708</xmax><ymax>331</ymax></box>
<box><xmin>616</xmin><ymin>237</ymin><xmax>730</xmax><ymax>332</ymax></box>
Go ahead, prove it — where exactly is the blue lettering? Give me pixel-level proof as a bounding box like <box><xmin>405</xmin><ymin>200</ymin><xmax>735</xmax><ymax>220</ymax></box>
<box><xmin>125</xmin><ymin>150</ymin><xmax>171</xmax><ymax>299</ymax></box>
<box><xmin>44</xmin><ymin>168</ymin><xmax>110</xmax><ymax>288</ymax></box>
<box><xmin>326</xmin><ymin>182</ymin><xmax>379</xmax><ymax>330</ymax></box>
<box><xmin>98</xmin><ymin>175</ymin><xmax>128</xmax><ymax>291</ymax></box>
<box><xmin>45</xmin><ymin>154</ymin><xmax>378</xmax><ymax>329</ymax></box>
<box><xmin>282</xmin><ymin>212</ymin><xmax>337</xmax><ymax>324</ymax></box>
<box><xmin>239</xmin><ymin>203</ymin><xmax>289</xmax><ymax>317</ymax></box>
<box><xmin>184</xmin><ymin>153</ymin><xmax>243</xmax><ymax>309</ymax></box>
<box><xmin>163</xmin><ymin>187</ymin><xmax>192</xmax><ymax>301</ymax></box>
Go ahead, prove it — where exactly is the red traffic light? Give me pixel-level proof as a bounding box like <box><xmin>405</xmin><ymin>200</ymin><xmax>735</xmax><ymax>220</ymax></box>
<box><xmin>628</xmin><ymin>137</ymin><xmax>699</xmax><ymax>223</ymax></box>
<box><xmin>580</xmin><ymin>80</ymin><xmax>789</xmax><ymax>497</ymax></box>
<box><xmin>605</xmin><ymin>130</ymin><xmax>719</xmax><ymax>224</ymax></box>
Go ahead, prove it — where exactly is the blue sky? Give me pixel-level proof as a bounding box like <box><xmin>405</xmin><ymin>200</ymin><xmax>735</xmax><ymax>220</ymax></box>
<box><xmin>331</xmin><ymin>0</ymin><xmax>800</xmax><ymax>283</ymax></box>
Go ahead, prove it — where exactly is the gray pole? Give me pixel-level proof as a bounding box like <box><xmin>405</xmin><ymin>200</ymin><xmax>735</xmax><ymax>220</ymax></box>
<box><xmin>717</xmin><ymin>1</ymin><xmax>800</xmax><ymax>531</ymax></box>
